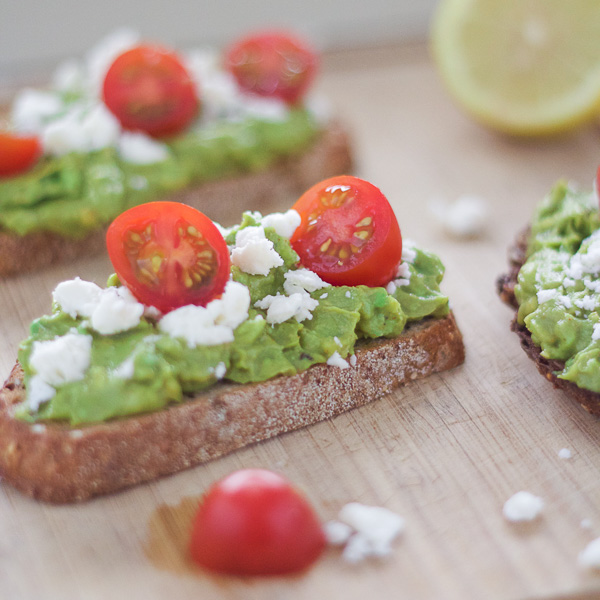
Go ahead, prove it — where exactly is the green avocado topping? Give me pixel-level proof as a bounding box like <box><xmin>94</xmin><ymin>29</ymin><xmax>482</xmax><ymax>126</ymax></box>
<box><xmin>515</xmin><ymin>180</ymin><xmax>600</xmax><ymax>391</ymax></box>
<box><xmin>17</xmin><ymin>213</ymin><xmax>449</xmax><ymax>425</ymax></box>
<box><xmin>0</xmin><ymin>109</ymin><xmax>319</xmax><ymax>238</ymax></box>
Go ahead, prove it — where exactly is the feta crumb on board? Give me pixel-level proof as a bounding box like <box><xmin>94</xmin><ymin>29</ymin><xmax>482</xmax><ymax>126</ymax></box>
<box><xmin>324</xmin><ymin>502</ymin><xmax>405</xmax><ymax>563</ymax></box>
<box><xmin>428</xmin><ymin>195</ymin><xmax>489</xmax><ymax>238</ymax></box>
<box><xmin>502</xmin><ymin>491</ymin><xmax>544</xmax><ymax>522</ymax></box>
<box><xmin>326</xmin><ymin>351</ymin><xmax>349</xmax><ymax>369</ymax></box>
<box><xmin>558</xmin><ymin>448</ymin><xmax>572</xmax><ymax>460</ymax></box>
<box><xmin>579</xmin><ymin>537</ymin><xmax>600</xmax><ymax>570</ymax></box>
<box><xmin>254</xmin><ymin>292</ymin><xmax>317</xmax><ymax>324</ymax></box>
<box><xmin>260</xmin><ymin>209</ymin><xmax>301</xmax><ymax>239</ymax></box>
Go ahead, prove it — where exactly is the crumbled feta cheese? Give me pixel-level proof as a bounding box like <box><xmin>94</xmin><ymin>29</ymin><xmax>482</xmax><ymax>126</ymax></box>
<box><xmin>79</xmin><ymin>104</ymin><xmax>121</xmax><ymax>150</ymax></box>
<box><xmin>396</xmin><ymin>262</ymin><xmax>411</xmax><ymax>279</ymax></box>
<box><xmin>11</xmin><ymin>88</ymin><xmax>64</xmax><ymax>133</ymax></box>
<box><xmin>26</xmin><ymin>375</ymin><xmax>57</xmax><ymax>412</ymax></box>
<box><xmin>255</xmin><ymin>292</ymin><xmax>318</xmax><ymax>324</ymax></box>
<box><xmin>214</xmin><ymin>362</ymin><xmax>227</xmax><ymax>379</ymax></box>
<box><xmin>111</xmin><ymin>356</ymin><xmax>136</xmax><ymax>380</ymax></box>
<box><xmin>283</xmin><ymin>268</ymin><xmax>329</xmax><ymax>295</ymax></box>
<box><xmin>261</xmin><ymin>209</ymin><xmax>301</xmax><ymax>239</ymax></box>
<box><xmin>239</xmin><ymin>95</ymin><xmax>289</xmax><ymax>121</ymax></box>
<box><xmin>53</xmin><ymin>277</ymin><xmax>103</xmax><ymax>318</ymax></box>
<box><xmin>52</xmin><ymin>58</ymin><xmax>85</xmax><ymax>94</ymax></box>
<box><xmin>333</xmin><ymin>336</ymin><xmax>342</xmax><ymax>347</ymax></box>
<box><xmin>90</xmin><ymin>287</ymin><xmax>144</xmax><ymax>335</ymax></box>
<box><xmin>558</xmin><ymin>448</ymin><xmax>572</xmax><ymax>459</ymax></box>
<box><xmin>579</xmin><ymin>537</ymin><xmax>600</xmax><ymax>569</ymax></box>
<box><xmin>159</xmin><ymin>281</ymin><xmax>250</xmax><ymax>347</ymax></box>
<box><xmin>574</xmin><ymin>295</ymin><xmax>597</xmax><ymax>311</ymax></box>
<box><xmin>327</xmin><ymin>351</ymin><xmax>349</xmax><ymax>369</ymax></box>
<box><xmin>231</xmin><ymin>226</ymin><xmax>284</xmax><ymax>275</ymax></box>
<box><xmin>402</xmin><ymin>241</ymin><xmax>417</xmax><ymax>264</ymax></box>
<box><xmin>119</xmin><ymin>131</ymin><xmax>169</xmax><ymax>164</ymax></box>
<box><xmin>345</xmin><ymin>291</ymin><xmax>352</xmax><ymax>298</ymax></box>
<box><xmin>429</xmin><ymin>195</ymin><xmax>488</xmax><ymax>238</ymax></box>
<box><xmin>386</xmin><ymin>281</ymin><xmax>397</xmax><ymax>295</ymax></box>
<box><xmin>349</xmin><ymin>354</ymin><xmax>357</xmax><ymax>367</ymax></box>
<box><xmin>323</xmin><ymin>521</ymin><xmax>353</xmax><ymax>546</ymax></box>
<box><xmin>502</xmin><ymin>491</ymin><xmax>544</xmax><ymax>522</ymax></box>
<box><xmin>326</xmin><ymin>503</ymin><xmax>405</xmax><ymax>563</ymax></box>
<box><xmin>537</xmin><ymin>289</ymin><xmax>558</xmax><ymax>304</ymax></box>
<box><xmin>30</xmin><ymin>332</ymin><xmax>93</xmax><ymax>387</ymax></box>
<box><xmin>320</xmin><ymin>292</ymin><xmax>328</xmax><ymax>299</ymax></box>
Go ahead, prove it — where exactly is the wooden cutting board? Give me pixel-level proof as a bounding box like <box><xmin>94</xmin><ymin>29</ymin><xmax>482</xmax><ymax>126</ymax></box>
<box><xmin>3</xmin><ymin>44</ymin><xmax>600</xmax><ymax>600</ymax></box>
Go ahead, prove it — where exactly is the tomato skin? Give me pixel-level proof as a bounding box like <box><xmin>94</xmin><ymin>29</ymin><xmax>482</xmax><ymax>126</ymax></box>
<box><xmin>0</xmin><ymin>132</ymin><xmax>42</xmax><ymax>177</ymax></box>
<box><xmin>106</xmin><ymin>202</ymin><xmax>230</xmax><ymax>313</ymax></box>
<box><xmin>225</xmin><ymin>31</ymin><xmax>317</xmax><ymax>104</ymax></box>
<box><xmin>102</xmin><ymin>44</ymin><xmax>199</xmax><ymax>138</ymax></box>
<box><xmin>290</xmin><ymin>176</ymin><xmax>403</xmax><ymax>287</ymax></box>
<box><xmin>189</xmin><ymin>469</ymin><xmax>326</xmax><ymax>576</ymax></box>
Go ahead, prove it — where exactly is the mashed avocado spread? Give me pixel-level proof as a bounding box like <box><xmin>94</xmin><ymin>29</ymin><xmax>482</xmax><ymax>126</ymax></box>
<box><xmin>0</xmin><ymin>109</ymin><xmax>319</xmax><ymax>238</ymax></box>
<box><xmin>17</xmin><ymin>212</ymin><xmax>449</xmax><ymax>425</ymax></box>
<box><xmin>515</xmin><ymin>180</ymin><xmax>600</xmax><ymax>392</ymax></box>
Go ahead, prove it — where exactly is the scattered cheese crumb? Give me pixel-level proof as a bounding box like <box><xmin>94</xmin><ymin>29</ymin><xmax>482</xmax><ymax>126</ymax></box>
<box><xmin>327</xmin><ymin>351</ymin><xmax>349</xmax><ymax>369</ymax></box>
<box><xmin>325</xmin><ymin>502</ymin><xmax>405</xmax><ymax>563</ymax></box>
<box><xmin>558</xmin><ymin>448</ymin><xmax>572</xmax><ymax>460</ymax></box>
<box><xmin>118</xmin><ymin>131</ymin><xmax>169</xmax><ymax>164</ymax></box>
<box><xmin>254</xmin><ymin>292</ymin><xmax>317</xmax><ymax>324</ymax></box>
<box><xmin>402</xmin><ymin>242</ymin><xmax>417</xmax><ymax>264</ymax></box>
<box><xmin>231</xmin><ymin>226</ymin><xmax>284</xmax><ymax>276</ymax></box>
<box><xmin>90</xmin><ymin>287</ymin><xmax>144</xmax><ymax>335</ymax></box>
<box><xmin>53</xmin><ymin>277</ymin><xmax>103</xmax><ymax>318</ymax></box>
<box><xmin>260</xmin><ymin>209</ymin><xmax>301</xmax><ymax>239</ymax></box>
<box><xmin>502</xmin><ymin>491</ymin><xmax>544</xmax><ymax>522</ymax></box>
<box><xmin>581</xmin><ymin>519</ymin><xmax>593</xmax><ymax>530</ymax></box>
<box><xmin>349</xmin><ymin>354</ymin><xmax>357</xmax><ymax>367</ymax></box>
<box><xmin>283</xmin><ymin>268</ymin><xmax>329</xmax><ymax>295</ymax></box>
<box><xmin>214</xmin><ymin>362</ymin><xmax>227</xmax><ymax>380</ymax></box>
<box><xmin>579</xmin><ymin>537</ymin><xmax>600</xmax><ymax>570</ymax></box>
<box><xmin>429</xmin><ymin>195</ymin><xmax>488</xmax><ymax>238</ymax></box>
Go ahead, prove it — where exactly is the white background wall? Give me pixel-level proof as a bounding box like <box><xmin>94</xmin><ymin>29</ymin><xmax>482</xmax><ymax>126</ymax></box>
<box><xmin>0</xmin><ymin>0</ymin><xmax>437</xmax><ymax>85</ymax></box>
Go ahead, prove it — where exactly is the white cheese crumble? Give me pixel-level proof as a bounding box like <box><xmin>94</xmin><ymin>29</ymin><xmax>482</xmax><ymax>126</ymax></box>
<box><xmin>428</xmin><ymin>195</ymin><xmax>489</xmax><ymax>238</ymax></box>
<box><xmin>283</xmin><ymin>268</ymin><xmax>329</xmax><ymax>295</ymax></box>
<box><xmin>402</xmin><ymin>241</ymin><xmax>417</xmax><ymax>264</ymax></box>
<box><xmin>26</xmin><ymin>375</ymin><xmax>57</xmax><ymax>412</ymax></box>
<box><xmin>11</xmin><ymin>88</ymin><xmax>64</xmax><ymax>133</ymax></box>
<box><xmin>29</xmin><ymin>332</ymin><xmax>93</xmax><ymax>387</ymax></box>
<box><xmin>578</xmin><ymin>537</ymin><xmax>600</xmax><ymax>570</ymax></box>
<box><xmin>111</xmin><ymin>356</ymin><xmax>136</xmax><ymax>380</ymax></box>
<box><xmin>558</xmin><ymin>448</ymin><xmax>572</xmax><ymax>460</ymax></box>
<box><xmin>325</xmin><ymin>503</ymin><xmax>405</xmax><ymax>563</ymax></box>
<box><xmin>536</xmin><ymin>288</ymin><xmax>558</xmax><ymax>304</ymax></box>
<box><xmin>118</xmin><ymin>132</ymin><xmax>170</xmax><ymax>164</ymax></box>
<box><xmin>214</xmin><ymin>362</ymin><xmax>227</xmax><ymax>380</ymax></box>
<box><xmin>502</xmin><ymin>491</ymin><xmax>544</xmax><ymax>522</ymax></box>
<box><xmin>349</xmin><ymin>354</ymin><xmax>357</xmax><ymax>367</ymax></box>
<box><xmin>231</xmin><ymin>226</ymin><xmax>284</xmax><ymax>276</ymax></box>
<box><xmin>327</xmin><ymin>351</ymin><xmax>349</xmax><ymax>369</ymax></box>
<box><xmin>53</xmin><ymin>277</ymin><xmax>103</xmax><ymax>318</ymax></box>
<box><xmin>159</xmin><ymin>281</ymin><xmax>250</xmax><ymax>347</ymax></box>
<box><xmin>254</xmin><ymin>292</ymin><xmax>318</xmax><ymax>324</ymax></box>
<box><xmin>261</xmin><ymin>209</ymin><xmax>301</xmax><ymax>239</ymax></box>
<box><xmin>90</xmin><ymin>287</ymin><xmax>145</xmax><ymax>335</ymax></box>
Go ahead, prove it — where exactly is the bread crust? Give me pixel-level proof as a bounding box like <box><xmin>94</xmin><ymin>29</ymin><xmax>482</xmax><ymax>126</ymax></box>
<box><xmin>0</xmin><ymin>313</ymin><xmax>464</xmax><ymax>503</ymax></box>
<box><xmin>0</xmin><ymin>120</ymin><xmax>353</xmax><ymax>278</ymax></box>
<box><xmin>497</xmin><ymin>231</ymin><xmax>600</xmax><ymax>416</ymax></box>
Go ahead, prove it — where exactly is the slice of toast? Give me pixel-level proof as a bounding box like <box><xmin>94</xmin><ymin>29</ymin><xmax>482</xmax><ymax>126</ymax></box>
<box><xmin>0</xmin><ymin>120</ymin><xmax>353</xmax><ymax>278</ymax></box>
<box><xmin>497</xmin><ymin>230</ymin><xmax>600</xmax><ymax>416</ymax></box>
<box><xmin>0</xmin><ymin>313</ymin><xmax>464</xmax><ymax>503</ymax></box>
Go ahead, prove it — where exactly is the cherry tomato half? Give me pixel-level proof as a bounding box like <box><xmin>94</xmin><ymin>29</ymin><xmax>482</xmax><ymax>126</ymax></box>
<box><xmin>102</xmin><ymin>44</ymin><xmax>199</xmax><ymax>138</ymax></box>
<box><xmin>0</xmin><ymin>132</ymin><xmax>41</xmax><ymax>177</ymax></box>
<box><xmin>225</xmin><ymin>31</ymin><xmax>317</xmax><ymax>104</ymax></box>
<box><xmin>189</xmin><ymin>469</ymin><xmax>326</xmax><ymax>576</ymax></box>
<box><xmin>106</xmin><ymin>202</ymin><xmax>230</xmax><ymax>313</ymax></box>
<box><xmin>290</xmin><ymin>176</ymin><xmax>403</xmax><ymax>287</ymax></box>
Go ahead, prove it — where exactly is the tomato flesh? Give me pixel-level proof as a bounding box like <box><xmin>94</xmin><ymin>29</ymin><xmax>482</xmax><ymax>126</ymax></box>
<box><xmin>102</xmin><ymin>44</ymin><xmax>199</xmax><ymax>138</ymax></box>
<box><xmin>0</xmin><ymin>132</ymin><xmax>41</xmax><ymax>177</ymax></box>
<box><xmin>290</xmin><ymin>176</ymin><xmax>402</xmax><ymax>287</ymax></box>
<box><xmin>189</xmin><ymin>469</ymin><xmax>326</xmax><ymax>576</ymax></box>
<box><xmin>106</xmin><ymin>202</ymin><xmax>230</xmax><ymax>313</ymax></box>
<box><xmin>225</xmin><ymin>31</ymin><xmax>317</xmax><ymax>104</ymax></box>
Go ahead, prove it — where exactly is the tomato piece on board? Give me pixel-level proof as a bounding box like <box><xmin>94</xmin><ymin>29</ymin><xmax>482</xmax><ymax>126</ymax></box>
<box><xmin>0</xmin><ymin>132</ymin><xmax>41</xmax><ymax>177</ymax></box>
<box><xmin>290</xmin><ymin>176</ymin><xmax>403</xmax><ymax>287</ymax></box>
<box><xmin>189</xmin><ymin>469</ymin><xmax>326</xmax><ymax>576</ymax></box>
<box><xmin>106</xmin><ymin>202</ymin><xmax>230</xmax><ymax>313</ymax></box>
<box><xmin>225</xmin><ymin>31</ymin><xmax>317</xmax><ymax>104</ymax></box>
<box><xmin>102</xmin><ymin>44</ymin><xmax>199</xmax><ymax>138</ymax></box>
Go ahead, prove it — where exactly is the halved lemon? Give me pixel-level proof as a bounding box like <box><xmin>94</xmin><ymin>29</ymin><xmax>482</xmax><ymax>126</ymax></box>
<box><xmin>431</xmin><ymin>0</ymin><xmax>600</xmax><ymax>135</ymax></box>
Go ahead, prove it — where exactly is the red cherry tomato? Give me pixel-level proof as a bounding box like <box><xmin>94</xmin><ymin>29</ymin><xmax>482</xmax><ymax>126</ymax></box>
<box><xmin>290</xmin><ymin>176</ymin><xmax>403</xmax><ymax>287</ymax></box>
<box><xmin>189</xmin><ymin>469</ymin><xmax>326</xmax><ymax>576</ymax></box>
<box><xmin>106</xmin><ymin>202</ymin><xmax>230</xmax><ymax>313</ymax></box>
<box><xmin>102</xmin><ymin>44</ymin><xmax>199</xmax><ymax>138</ymax></box>
<box><xmin>225</xmin><ymin>31</ymin><xmax>317</xmax><ymax>104</ymax></box>
<box><xmin>0</xmin><ymin>132</ymin><xmax>41</xmax><ymax>177</ymax></box>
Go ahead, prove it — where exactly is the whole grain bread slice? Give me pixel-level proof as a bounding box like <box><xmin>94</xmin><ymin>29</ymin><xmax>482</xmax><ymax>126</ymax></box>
<box><xmin>0</xmin><ymin>312</ymin><xmax>464</xmax><ymax>503</ymax></box>
<box><xmin>0</xmin><ymin>120</ymin><xmax>353</xmax><ymax>278</ymax></box>
<box><xmin>497</xmin><ymin>231</ymin><xmax>600</xmax><ymax>416</ymax></box>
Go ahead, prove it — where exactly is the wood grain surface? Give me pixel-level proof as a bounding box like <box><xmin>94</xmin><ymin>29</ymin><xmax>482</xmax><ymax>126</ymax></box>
<box><xmin>2</xmin><ymin>43</ymin><xmax>600</xmax><ymax>600</ymax></box>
